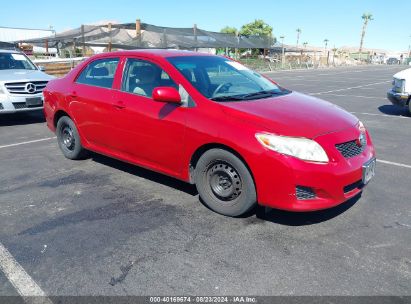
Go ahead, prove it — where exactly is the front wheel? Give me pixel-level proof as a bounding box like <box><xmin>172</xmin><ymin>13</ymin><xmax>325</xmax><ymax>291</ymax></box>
<box><xmin>56</xmin><ymin>116</ymin><xmax>88</xmax><ymax>160</ymax></box>
<box><xmin>194</xmin><ymin>149</ymin><xmax>257</xmax><ymax>217</ymax></box>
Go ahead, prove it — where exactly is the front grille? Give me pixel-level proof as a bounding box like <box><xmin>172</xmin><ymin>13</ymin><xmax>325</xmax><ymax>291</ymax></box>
<box><xmin>5</xmin><ymin>81</ymin><xmax>48</xmax><ymax>95</ymax></box>
<box><xmin>344</xmin><ymin>180</ymin><xmax>364</xmax><ymax>194</ymax></box>
<box><xmin>296</xmin><ymin>186</ymin><xmax>316</xmax><ymax>200</ymax></box>
<box><xmin>12</xmin><ymin>102</ymin><xmax>27</xmax><ymax>109</ymax></box>
<box><xmin>336</xmin><ymin>140</ymin><xmax>364</xmax><ymax>158</ymax></box>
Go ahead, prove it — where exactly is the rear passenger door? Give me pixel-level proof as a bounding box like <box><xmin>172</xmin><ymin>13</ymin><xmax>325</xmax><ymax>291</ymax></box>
<box><xmin>70</xmin><ymin>57</ymin><xmax>120</xmax><ymax>149</ymax></box>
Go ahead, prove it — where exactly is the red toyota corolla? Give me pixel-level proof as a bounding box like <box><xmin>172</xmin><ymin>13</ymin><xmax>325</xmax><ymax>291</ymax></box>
<box><xmin>43</xmin><ymin>50</ymin><xmax>376</xmax><ymax>216</ymax></box>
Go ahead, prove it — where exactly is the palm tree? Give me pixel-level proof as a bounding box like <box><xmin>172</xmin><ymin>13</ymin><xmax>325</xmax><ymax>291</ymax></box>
<box><xmin>296</xmin><ymin>28</ymin><xmax>302</xmax><ymax>46</ymax></box>
<box><xmin>303</xmin><ymin>42</ymin><xmax>308</xmax><ymax>49</ymax></box>
<box><xmin>359</xmin><ymin>13</ymin><xmax>373</xmax><ymax>58</ymax></box>
<box><xmin>324</xmin><ymin>39</ymin><xmax>329</xmax><ymax>50</ymax></box>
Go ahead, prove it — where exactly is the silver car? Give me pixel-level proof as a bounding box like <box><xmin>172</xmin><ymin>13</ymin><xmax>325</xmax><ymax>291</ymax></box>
<box><xmin>0</xmin><ymin>49</ymin><xmax>55</xmax><ymax>114</ymax></box>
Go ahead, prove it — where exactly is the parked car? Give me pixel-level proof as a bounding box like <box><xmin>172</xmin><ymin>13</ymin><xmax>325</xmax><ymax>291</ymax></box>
<box><xmin>387</xmin><ymin>57</ymin><xmax>400</xmax><ymax>65</ymax></box>
<box><xmin>387</xmin><ymin>68</ymin><xmax>411</xmax><ymax>114</ymax></box>
<box><xmin>43</xmin><ymin>50</ymin><xmax>376</xmax><ymax>216</ymax></box>
<box><xmin>0</xmin><ymin>49</ymin><xmax>54</xmax><ymax>114</ymax></box>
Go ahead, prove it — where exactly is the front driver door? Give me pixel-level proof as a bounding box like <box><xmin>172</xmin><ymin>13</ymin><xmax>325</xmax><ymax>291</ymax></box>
<box><xmin>111</xmin><ymin>57</ymin><xmax>186</xmax><ymax>177</ymax></box>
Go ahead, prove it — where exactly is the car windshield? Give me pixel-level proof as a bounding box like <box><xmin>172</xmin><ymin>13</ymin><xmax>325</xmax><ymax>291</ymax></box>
<box><xmin>0</xmin><ymin>53</ymin><xmax>37</xmax><ymax>70</ymax></box>
<box><xmin>167</xmin><ymin>55</ymin><xmax>290</xmax><ymax>101</ymax></box>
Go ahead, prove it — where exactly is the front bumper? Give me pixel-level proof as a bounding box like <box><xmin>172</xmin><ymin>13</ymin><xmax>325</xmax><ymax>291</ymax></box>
<box><xmin>0</xmin><ymin>93</ymin><xmax>44</xmax><ymax>113</ymax></box>
<box><xmin>250</xmin><ymin>127</ymin><xmax>376</xmax><ymax>212</ymax></box>
<box><xmin>387</xmin><ymin>90</ymin><xmax>409</xmax><ymax>107</ymax></box>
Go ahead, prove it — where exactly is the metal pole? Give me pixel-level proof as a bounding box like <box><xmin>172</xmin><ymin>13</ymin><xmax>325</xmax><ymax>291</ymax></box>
<box><xmin>136</xmin><ymin>19</ymin><xmax>141</xmax><ymax>47</ymax></box>
<box><xmin>235</xmin><ymin>30</ymin><xmax>239</xmax><ymax>59</ymax></box>
<box><xmin>193</xmin><ymin>24</ymin><xmax>198</xmax><ymax>52</ymax></box>
<box><xmin>73</xmin><ymin>38</ymin><xmax>76</xmax><ymax>57</ymax></box>
<box><xmin>45</xmin><ymin>38</ymin><xmax>49</xmax><ymax>55</ymax></box>
<box><xmin>81</xmin><ymin>24</ymin><xmax>85</xmax><ymax>56</ymax></box>
<box><xmin>408</xmin><ymin>35</ymin><xmax>411</xmax><ymax>58</ymax></box>
<box><xmin>108</xmin><ymin>23</ymin><xmax>112</xmax><ymax>52</ymax></box>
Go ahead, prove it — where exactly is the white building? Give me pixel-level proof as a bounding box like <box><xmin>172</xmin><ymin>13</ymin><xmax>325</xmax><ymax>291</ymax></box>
<box><xmin>0</xmin><ymin>26</ymin><xmax>56</xmax><ymax>53</ymax></box>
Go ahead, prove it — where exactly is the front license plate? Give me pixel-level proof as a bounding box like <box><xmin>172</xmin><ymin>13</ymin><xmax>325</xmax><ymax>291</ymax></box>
<box><xmin>362</xmin><ymin>158</ymin><xmax>376</xmax><ymax>185</ymax></box>
<box><xmin>26</xmin><ymin>97</ymin><xmax>43</xmax><ymax>107</ymax></box>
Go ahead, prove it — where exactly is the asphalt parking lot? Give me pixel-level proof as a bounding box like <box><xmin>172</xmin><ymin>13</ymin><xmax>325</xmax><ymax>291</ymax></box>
<box><xmin>0</xmin><ymin>65</ymin><xmax>410</xmax><ymax>298</ymax></box>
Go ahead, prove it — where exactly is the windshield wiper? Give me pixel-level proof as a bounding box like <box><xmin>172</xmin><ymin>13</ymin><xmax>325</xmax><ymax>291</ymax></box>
<box><xmin>210</xmin><ymin>95</ymin><xmax>246</xmax><ymax>101</ymax></box>
<box><xmin>241</xmin><ymin>90</ymin><xmax>279</xmax><ymax>100</ymax></box>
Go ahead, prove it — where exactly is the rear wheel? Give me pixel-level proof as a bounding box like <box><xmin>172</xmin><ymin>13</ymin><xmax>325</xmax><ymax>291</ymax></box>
<box><xmin>194</xmin><ymin>149</ymin><xmax>257</xmax><ymax>217</ymax></box>
<box><xmin>56</xmin><ymin>116</ymin><xmax>88</xmax><ymax>160</ymax></box>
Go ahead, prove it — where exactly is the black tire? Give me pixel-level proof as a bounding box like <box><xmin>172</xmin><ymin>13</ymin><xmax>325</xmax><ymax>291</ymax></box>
<box><xmin>194</xmin><ymin>149</ymin><xmax>257</xmax><ymax>217</ymax></box>
<box><xmin>56</xmin><ymin>116</ymin><xmax>88</xmax><ymax>160</ymax></box>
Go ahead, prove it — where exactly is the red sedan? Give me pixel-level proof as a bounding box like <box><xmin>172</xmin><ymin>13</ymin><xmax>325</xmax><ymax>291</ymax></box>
<box><xmin>43</xmin><ymin>50</ymin><xmax>376</xmax><ymax>216</ymax></box>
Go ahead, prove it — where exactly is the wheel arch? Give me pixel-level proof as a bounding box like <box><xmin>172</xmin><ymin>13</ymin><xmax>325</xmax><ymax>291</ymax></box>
<box><xmin>53</xmin><ymin>110</ymin><xmax>71</xmax><ymax>128</ymax></box>
<box><xmin>188</xmin><ymin>143</ymin><xmax>255</xmax><ymax>186</ymax></box>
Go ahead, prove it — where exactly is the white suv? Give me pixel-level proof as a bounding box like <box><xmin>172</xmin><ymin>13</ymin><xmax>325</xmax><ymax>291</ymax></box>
<box><xmin>387</xmin><ymin>68</ymin><xmax>411</xmax><ymax>115</ymax></box>
<box><xmin>0</xmin><ymin>49</ymin><xmax>55</xmax><ymax>114</ymax></box>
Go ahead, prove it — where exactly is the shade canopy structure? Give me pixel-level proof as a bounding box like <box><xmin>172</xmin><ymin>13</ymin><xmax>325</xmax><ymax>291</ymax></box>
<box><xmin>17</xmin><ymin>22</ymin><xmax>275</xmax><ymax>50</ymax></box>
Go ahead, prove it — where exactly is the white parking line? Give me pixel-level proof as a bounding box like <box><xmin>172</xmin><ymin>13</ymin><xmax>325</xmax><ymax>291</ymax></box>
<box><xmin>378</xmin><ymin>159</ymin><xmax>411</xmax><ymax>169</ymax></box>
<box><xmin>0</xmin><ymin>137</ymin><xmax>56</xmax><ymax>150</ymax></box>
<box><xmin>310</xmin><ymin>81</ymin><xmax>390</xmax><ymax>95</ymax></box>
<box><xmin>350</xmin><ymin>112</ymin><xmax>410</xmax><ymax>119</ymax></box>
<box><xmin>0</xmin><ymin>242</ymin><xmax>53</xmax><ymax>304</ymax></box>
<box><xmin>321</xmin><ymin>93</ymin><xmax>381</xmax><ymax>99</ymax></box>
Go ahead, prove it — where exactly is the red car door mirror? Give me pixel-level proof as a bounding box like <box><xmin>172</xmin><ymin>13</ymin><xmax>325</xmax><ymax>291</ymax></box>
<box><xmin>152</xmin><ymin>87</ymin><xmax>181</xmax><ymax>104</ymax></box>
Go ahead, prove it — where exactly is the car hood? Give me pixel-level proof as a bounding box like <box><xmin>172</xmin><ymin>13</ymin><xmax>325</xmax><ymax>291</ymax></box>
<box><xmin>220</xmin><ymin>92</ymin><xmax>358</xmax><ymax>139</ymax></box>
<box><xmin>0</xmin><ymin>69</ymin><xmax>55</xmax><ymax>82</ymax></box>
<box><xmin>393</xmin><ymin>68</ymin><xmax>411</xmax><ymax>80</ymax></box>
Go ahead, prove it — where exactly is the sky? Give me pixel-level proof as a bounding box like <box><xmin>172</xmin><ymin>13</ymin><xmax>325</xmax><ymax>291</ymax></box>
<box><xmin>1</xmin><ymin>0</ymin><xmax>410</xmax><ymax>51</ymax></box>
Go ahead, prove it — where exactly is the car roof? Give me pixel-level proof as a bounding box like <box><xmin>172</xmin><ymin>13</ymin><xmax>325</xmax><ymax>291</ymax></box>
<box><xmin>93</xmin><ymin>49</ymin><xmax>215</xmax><ymax>59</ymax></box>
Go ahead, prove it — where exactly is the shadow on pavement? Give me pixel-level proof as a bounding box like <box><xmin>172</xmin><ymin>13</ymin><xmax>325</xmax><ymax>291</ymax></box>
<box><xmin>0</xmin><ymin>111</ymin><xmax>45</xmax><ymax>126</ymax></box>
<box><xmin>378</xmin><ymin>105</ymin><xmax>410</xmax><ymax>117</ymax></box>
<box><xmin>91</xmin><ymin>153</ymin><xmax>198</xmax><ymax>196</ymax></box>
<box><xmin>91</xmin><ymin>152</ymin><xmax>359</xmax><ymax>226</ymax></box>
<box><xmin>255</xmin><ymin>193</ymin><xmax>361</xmax><ymax>226</ymax></box>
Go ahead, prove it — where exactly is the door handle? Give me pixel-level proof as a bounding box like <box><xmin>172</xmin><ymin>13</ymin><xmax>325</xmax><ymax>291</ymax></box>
<box><xmin>69</xmin><ymin>91</ymin><xmax>77</xmax><ymax>98</ymax></box>
<box><xmin>113</xmin><ymin>101</ymin><xmax>126</xmax><ymax>110</ymax></box>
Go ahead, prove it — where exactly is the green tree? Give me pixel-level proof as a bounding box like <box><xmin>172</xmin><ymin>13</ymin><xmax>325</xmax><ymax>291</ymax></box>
<box><xmin>218</xmin><ymin>26</ymin><xmax>238</xmax><ymax>56</ymax></box>
<box><xmin>220</xmin><ymin>26</ymin><xmax>237</xmax><ymax>34</ymax></box>
<box><xmin>239</xmin><ymin>19</ymin><xmax>274</xmax><ymax>56</ymax></box>
<box><xmin>240</xmin><ymin>19</ymin><xmax>273</xmax><ymax>39</ymax></box>
<box><xmin>359</xmin><ymin>13</ymin><xmax>373</xmax><ymax>56</ymax></box>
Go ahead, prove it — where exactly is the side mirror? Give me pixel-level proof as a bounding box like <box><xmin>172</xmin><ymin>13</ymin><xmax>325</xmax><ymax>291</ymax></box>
<box><xmin>152</xmin><ymin>87</ymin><xmax>181</xmax><ymax>104</ymax></box>
<box><xmin>38</xmin><ymin>65</ymin><xmax>46</xmax><ymax>72</ymax></box>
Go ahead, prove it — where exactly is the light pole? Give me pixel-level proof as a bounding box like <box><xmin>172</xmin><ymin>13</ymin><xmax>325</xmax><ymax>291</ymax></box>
<box><xmin>408</xmin><ymin>35</ymin><xmax>411</xmax><ymax>58</ymax></box>
<box><xmin>296</xmin><ymin>28</ymin><xmax>301</xmax><ymax>47</ymax></box>
<box><xmin>280</xmin><ymin>35</ymin><xmax>285</xmax><ymax>68</ymax></box>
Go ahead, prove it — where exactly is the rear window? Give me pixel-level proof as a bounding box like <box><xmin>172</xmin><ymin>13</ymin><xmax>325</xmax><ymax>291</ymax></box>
<box><xmin>76</xmin><ymin>58</ymin><xmax>119</xmax><ymax>89</ymax></box>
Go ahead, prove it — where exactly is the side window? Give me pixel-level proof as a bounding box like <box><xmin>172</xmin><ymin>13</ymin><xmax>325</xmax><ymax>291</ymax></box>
<box><xmin>122</xmin><ymin>59</ymin><xmax>177</xmax><ymax>98</ymax></box>
<box><xmin>76</xmin><ymin>58</ymin><xmax>119</xmax><ymax>89</ymax></box>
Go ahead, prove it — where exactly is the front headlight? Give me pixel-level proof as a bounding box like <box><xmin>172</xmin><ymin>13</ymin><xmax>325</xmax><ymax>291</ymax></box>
<box><xmin>255</xmin><ymin>133</ymin><xmax>329</xmax><ymax>163</ymax></box>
